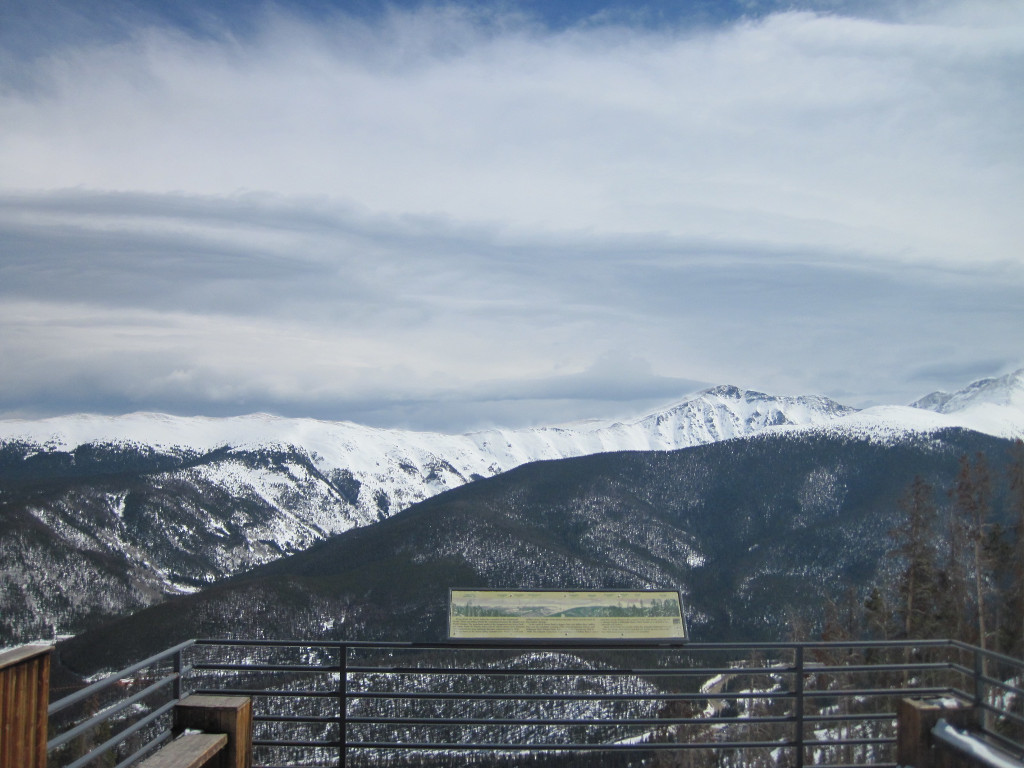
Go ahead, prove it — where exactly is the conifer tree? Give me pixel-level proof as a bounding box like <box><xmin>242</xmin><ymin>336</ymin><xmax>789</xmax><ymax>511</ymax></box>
<box><xmin>941</xmin><ymin>496</ymin><xmax>972</xmax><ymax>642</ymax></box>
<box><xmin>890</xmin><ymin>476</ymin><xmax>939</xmax><ymax>639</ymax></box>
<box><xmin>951</xmin><ymin>453</ymin><xmax>994</xmax><ymax>650</ymax></box>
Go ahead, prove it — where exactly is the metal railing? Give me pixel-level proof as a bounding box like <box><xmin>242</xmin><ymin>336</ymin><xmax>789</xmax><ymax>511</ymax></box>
<box><xmin>46</xmin><ymin>639</ymin><xmax>1024</xmax><ymax>768</ymax></box>
<box><xmin>47</xmin><ymin>639</ymin><xmax>193</xmax><ymax>768</ymax></box>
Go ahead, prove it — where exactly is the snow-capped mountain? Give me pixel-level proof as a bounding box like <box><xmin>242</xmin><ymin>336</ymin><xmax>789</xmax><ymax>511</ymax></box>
<box><xmin>912</xmin><ymin>368</ymin><xmax>1024</xmax><ymax>419</ymax></box>
<box><xmin>61</xmin><ymin>425</ymin><xmax>1024</xmax><ymax>674</ymax></box>
<box><xmin>0</xmin><ymin>384</ymin><xmax>859</xmax><ymax>645</ymax></box>
<box><xmin>2</xmin><ymin>371</ymin><xmax>1022</xmax><ymax>646</ymax></box>
<box><xmin>0</xmin><ymin>385</ymin><xmax>858</xmax><ymax>532</ymax></box>
<box><xmin>5</xmin><ymin>372</ymin><xmax>1018</xmax><ymax>531</ymax></box>
<box><xmin>799</xmin><ymin>368</ymin><xmax>1024</xmax><ymax>445</ymax></box>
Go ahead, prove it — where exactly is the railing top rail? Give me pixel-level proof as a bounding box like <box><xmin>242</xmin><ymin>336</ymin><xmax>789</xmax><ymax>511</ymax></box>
<box><xmin>193</xmin><ymin>637</ymin><xmax>963</xmax><ymax>652</ymax></box>
<box><xmin>949</xmin><ymin>640</ymin><xmax>1024</xmax><ymax>668</ymax></box>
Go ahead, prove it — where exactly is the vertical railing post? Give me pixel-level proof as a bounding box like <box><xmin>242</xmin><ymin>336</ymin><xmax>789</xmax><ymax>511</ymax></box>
<box><xmin>338</xmin><ymin>643</ymin><xmax>347</xmax><ymax>768</ymax></box>
<box><xmin>973</xmin><ymin>646</ymin><xmax>994</xmax><ymax>734</ymax></box>
<box><xmin>973</xmin><ymin>646</ymin><xmax>984</xmax><ymax>709</ymax></box>
<box><xmin>794</xmin><ymin>645</ymin><xmax>805</xmax><ymax>768</ymax></box>
<box><xmin>173</xmin><ymin>646</ymin><xmax>184</xmax><ymax>702</ymax></box>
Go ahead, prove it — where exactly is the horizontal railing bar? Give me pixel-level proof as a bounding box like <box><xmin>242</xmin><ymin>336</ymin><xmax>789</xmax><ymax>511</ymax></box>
<box><xmin>805</xmin><ymin>662</ymin><xmax>953</xmax><ymax>675</ymax></box>
<box><xmin>803</xmin><ymin>736</ymin><xmax>894</xmax><ymax>747</ymax></box>
<box><xmin>197</xmin><ymin>638</ymin><xmax>345</xmax><ymax>648</ymax></box>
<box><xmin>335</xmin><ymin>666</ymin><xmax>956</xmax><ymax>679</ymax></box>
<box><xmin>343</xmin><ymin>689</ymin><xmax>795</xmax><ymax>701</ymax></box>
<box><xmin>193</xmin><ymin>688</ymin><xmax>339</xmax><ymax>698</ymax></box>
<box><xmin>49</xmin><ymin>638</ymin><xmax>195</xmax><ymax>715</ymax></box>
<box><xmin>803</xmin><ymin>686</ymin><xmax>950</xmax><ymax>698</ymax></box>
<box><xmin>48</xmin><ymin>671</ymin><xmax>178</xmax><ymax>750</ymax></box>
<box><xmin>198</xmin><ymin>637</ymin><xmax>957</xmax><ymax>652</ymax></box>
<box><xmin>192</xmin><ymin>662</ymin><xmax>334</xmax><ymax>673</ymax></box>
<box><xmin>345</xmin><ymin>714</ymin><xmax>795</xmax><ymax>727</ymax></box>
<box><xmin>343</xmin><ymin>664</ymin><xmax>795</xmax><ymax>677</ymax></box>
<box><xmin>342</xmin><ymin>739</ymin><xmax>794</xmax><ymax>751</ymax></box>
<box><xmin>805</xmin><ymin>711</ymin><xmax>895</xmax><ymax>723</ymax></box>
<box><xmin>986</xmin><ymin>705</ymin><xmax>1024</xmax><ymax>728</ymax></box>
<box><xmin>977</xmin><ymin>675</ymin><xmax>1024</xmax><ymax>697</ymax></box>
<box><xmin>978</xmin><ymin>698</ymin><xmax>1024</xmax><ymax>722</ymax></box>
<box><xmin>255</xmin><ymin>710</ymin><xmax>895</xmax><ymax>727</ymax></box>
<box><xmin>59</xmin><ymin>699</ymin><xmax>177</xmax><ymax>768</ymax></box>
<box><xmin>254</xmin><ymin>714</ymin><xmax>343</xmax><ymax>724</ymax></box>
<box><xmin>111</xmin><ymin>729</ymin><xmax>172</xmax><ymax>768</ymax></box>
<box><xmin>196</xmin><ymin>662</ymin><xmax>790</xmax><ymax>678</ymax></box>
<box><xmin>253</xmin><ymin>739</ymin><xmax>342</xmax><ymax>748</ymax></box>
<box><xmin>950</xmin><ymin>641</ymin><xmax>1024</xmax><ymax>668</ymax></box>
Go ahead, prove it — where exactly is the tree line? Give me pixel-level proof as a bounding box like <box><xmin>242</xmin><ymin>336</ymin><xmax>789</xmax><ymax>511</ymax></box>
<box><xmin>824</xmin><ymin>439</ymin><xmax>1024</xmax><ymax>657</ymax></box>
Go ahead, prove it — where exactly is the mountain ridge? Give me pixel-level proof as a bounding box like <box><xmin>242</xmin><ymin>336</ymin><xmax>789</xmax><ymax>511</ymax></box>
<box><xmin>3</xmin><ymin>371</ymin><xmax>1023</xmax><ymax>647</ymax></box>
<box><xmin>911</xmin><ymin>368</ymin><xmax>1024</xmax><ymax>414</ymax></box>
<box><xmin>0</xmin><ymin>384</ymin><xmax>866</xmax><ymax>550</ymax></box>
<box><xmin>56</xmin><ymin>425</ymin><xmax>1022</xmax><ymax>674</ymax></box>
<box><xmin>4</xmin><ymin>373</ymin><xmax>1023</xmax><ymax>468</ymax></box>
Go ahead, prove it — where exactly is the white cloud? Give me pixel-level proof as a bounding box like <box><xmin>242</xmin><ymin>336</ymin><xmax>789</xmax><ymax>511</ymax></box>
<box><xmin>3</xmin><ymin>3</ymin><xmax>1022</xmax><ymax>261</ymax></box>
<box><xmin>0</xmin><ymin>1</ymin><xmax>1022</xmax><ymax>428</ymax></box>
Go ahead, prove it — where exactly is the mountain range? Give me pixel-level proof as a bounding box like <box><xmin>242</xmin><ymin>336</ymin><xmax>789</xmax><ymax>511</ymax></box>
<box><xmin>57</xmin><ymin>425</ymin><xmax>1022</xmax><ymax>675</ymax></box>
<box><xmin>2</xmin><ymin>369</ymin><xmax>1023</xmax><ymax>650</ymax></box>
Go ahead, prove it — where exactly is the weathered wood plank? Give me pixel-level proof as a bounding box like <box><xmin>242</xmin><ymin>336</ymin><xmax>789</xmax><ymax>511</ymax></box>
<box><xmin>136</xmin><ymin>732</ymin><xmax>227</xmax><ymax>768</ymax></box>
<box><xmin>33</xmin><ymin>653</ymin><xmax>48</xmax><ymax>768</ymax></box>
<box><xmin>0</xmin><ymin>645</ymin><xmax>52</xmax><ymax>768</ymax></box>
<box><xmin>0</xmin><ymin>646</ymin><xmax>52</xmax><ymax>672</ymax></box>
<box><xmin>1</xmin><ymin>664</ymin><xmax>10</xmax><ymax>768</ymax></box>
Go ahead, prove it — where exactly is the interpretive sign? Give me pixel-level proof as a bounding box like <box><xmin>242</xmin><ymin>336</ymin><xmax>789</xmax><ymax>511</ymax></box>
<box><xmin>448</xmin><ymin>589</ymin><xmax>687</xmax><ymax>642</ymax></box>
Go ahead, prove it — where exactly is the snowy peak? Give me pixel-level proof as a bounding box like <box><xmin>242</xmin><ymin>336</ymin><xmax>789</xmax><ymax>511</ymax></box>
<box><xmin>630</xmin><ymin>385</ymin><xmax>855</xmax><ymax>448</ymax></box>
<box><xmin>785</xmin><ymin>369</ymin><xmax>1024</xmax><ymax>446</ymax></box>
<box><xmin>911</xmin><ymin>369</ymin><xmax>1024</xmax><ymax>414</ymax></box>
<box><xmin>678</xmin><ymin>384</ymin><xmax>855</xmax><ymax>424</ymax></box>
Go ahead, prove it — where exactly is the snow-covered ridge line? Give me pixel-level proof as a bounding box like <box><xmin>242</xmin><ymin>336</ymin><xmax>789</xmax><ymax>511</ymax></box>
<box><xmin>0</xmin><ymin>385</ymin><xmax>855</xmax><ymax>471</ymax></box>
<box><xmin>764</xmin><ymin>404</ymin><xmax>1024</xmax><ymax>446</ymax></box>
<box><xmin>2</xmin><ymin>371</ymin><xmax>1023</xmax><ymax>470</ymax></box>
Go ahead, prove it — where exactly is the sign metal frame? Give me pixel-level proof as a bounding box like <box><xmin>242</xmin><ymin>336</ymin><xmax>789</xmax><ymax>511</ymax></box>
<box><xmin>447</xmin><ymin>588</ymin><xmax>688</xmax><ymax>644</ymax></box>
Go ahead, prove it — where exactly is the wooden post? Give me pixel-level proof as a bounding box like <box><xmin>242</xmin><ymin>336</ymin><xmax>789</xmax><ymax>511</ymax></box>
<box><xmin>898</xmin><ymin>696</ymin><xmax>977</xmax><ymax>768</ymax></box>
<box><xmin>0</xmin><ymin>645</ymin><xmax>53</xmax><ymax>768</ymax></box>
<box><xmin>173</xmin><ymin>694</ymin><xmax>252</xmax><ymax>768</ymax></box>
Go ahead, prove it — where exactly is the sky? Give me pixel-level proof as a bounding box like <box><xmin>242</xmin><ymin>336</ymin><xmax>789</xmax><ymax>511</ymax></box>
<box><xmin>0</xmin><ymin>0</ymin><xmax>1022</xmax><ymax>432</ymax></box>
